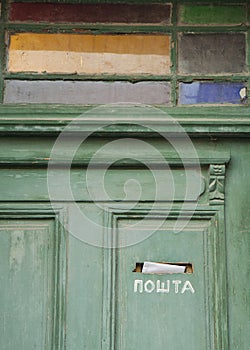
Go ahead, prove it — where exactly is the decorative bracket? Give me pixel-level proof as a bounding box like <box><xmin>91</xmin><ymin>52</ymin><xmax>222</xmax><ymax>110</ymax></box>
<box><xmin>209</xmin><ymin>164</ymin><xmax>226</xmax><ymax>205</ymax></box>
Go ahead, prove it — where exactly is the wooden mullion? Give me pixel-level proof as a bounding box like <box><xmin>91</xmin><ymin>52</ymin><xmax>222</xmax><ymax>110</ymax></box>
<box><xmin>10</xmin><ymin>0</ymin><xmax>247</xmax><ymax>3</ymax></box>
<box><xmin>0</xmin><ymin>25</ymin><xmax>5</xmax><ymax>104</ymax></box>
<box><xmin>247</xmin><ymin>28</ymin><xmax>250</xmax><ymax>98</ymax></box>
<box><xmin>5</xmin><ymin>24</ymin><xmax>248</xmax><ymax>35</ymax></box>
<box><xmin>176</xmin><ymin>75</ymin><xmax>249</xmax><ymax>82</ymax></box>
<box><xmin>6</xmin><ymin>23</ymin><xmax>174</xmax><ymax>34</ymax></box>
<box><xmin>0</xmin><ymin>0</ymin><xmax>9</xmax><ymax>104</ymax></box>
<box><xmin>4</xmin><ymin>73</ymin><xmax>172</xmax><ymax>82</ymax></box>
<box><xmin>10</xmin><ymin>0</ymin><xmax>171</xmax><ymax>3</ymax></box>
<box><xmin>170</xmin><ymin>1</ymin><xmax>178</xmax><ymax>106</ymax></box>
<box><xmin>175</xmin><ymin>26</ymin><xmax>249</xmax><ymax>33</ymax></box>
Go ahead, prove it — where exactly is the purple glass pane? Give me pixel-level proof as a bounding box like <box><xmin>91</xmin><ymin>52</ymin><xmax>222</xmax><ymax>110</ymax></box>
<box><xmin>179</xmin><ymin>82</ymin><xmax>246</xmax><ymax>105</ymax></box>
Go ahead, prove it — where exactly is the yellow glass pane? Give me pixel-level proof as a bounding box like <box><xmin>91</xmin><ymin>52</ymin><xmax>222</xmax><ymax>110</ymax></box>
<box><xmin>8</xmin><ymin>33</ymin><xmax>171</xmax><ymax>75</ymax></box>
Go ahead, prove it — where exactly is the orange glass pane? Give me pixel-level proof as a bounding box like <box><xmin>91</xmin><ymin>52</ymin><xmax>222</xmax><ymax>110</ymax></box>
<box><xmin>8</xmin><ymin>33</ymin><xmax>171</xmax><ymax>75</ymax></box>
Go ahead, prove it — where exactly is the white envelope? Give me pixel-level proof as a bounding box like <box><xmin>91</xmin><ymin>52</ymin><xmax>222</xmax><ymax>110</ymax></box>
<box><xmin>142</xmin><ymin>261</ymin><xmax>186</xmax><ymax>274</ymax></box>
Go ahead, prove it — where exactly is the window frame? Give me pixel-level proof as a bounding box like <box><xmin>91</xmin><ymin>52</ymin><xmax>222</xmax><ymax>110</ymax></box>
<box><xmin>0</xmin><ymin>0</ymin><xmax>249</xmax><ymax>107</ymax></box>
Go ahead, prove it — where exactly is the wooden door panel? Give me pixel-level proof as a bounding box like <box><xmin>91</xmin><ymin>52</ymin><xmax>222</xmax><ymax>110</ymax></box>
<box><xmin>0</xmin><ymin>219</ymin><xmax>55</xmax><ymax>350</ymax></box>
<box><xmin>108</xmin><ymin>209</ymin><xmax>227</xmax><ymax>350</ymax></box>
<box><xmin>0</xmin><ymin>210</ymin><xmax>66</xmax><ymax>350</ymax></box>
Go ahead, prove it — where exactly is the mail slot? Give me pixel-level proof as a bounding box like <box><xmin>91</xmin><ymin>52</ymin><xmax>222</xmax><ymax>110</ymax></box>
<box><xmin>133</xmin><ymin>261</ymin><xmax>194</xmax><ymax>274</ymax></box>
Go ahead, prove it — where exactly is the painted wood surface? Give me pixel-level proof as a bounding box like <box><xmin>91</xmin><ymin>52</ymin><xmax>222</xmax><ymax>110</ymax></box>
<box><xmin>0</xmin><ymin>219</ymin><xmax>56</xmax><ymax>349</ymax></box>
<box><xmin>9</xmin><ymin>3</ymin><xmax>171</xmax><ymax>24</ymax></box>
<box><xmin>66</xmin><ymin>211</ymin><xmax>104</xmax><ymax>349</ymax></box>
<box><xmin>0</xmin><ymin>167</ymin><xmax>205</xmax><ymax>202</ymax></box>
<box><xmin>0</xmin><ymin>106</ymin><xmax>249</xmax><ymax>135</ymax></box>
<box><xmin>0</xmin><ymin>132</ymin><xmax>249</xmax><ymax>349</ymax></box>
<box><xmin>4</xmin><ymin>80</ymin><xmax>171</xmax><ymax>104</ymax></box>
<box><xmin>114</xmin><ymin>211</ymin><xmax>226</xmax><ymax>349</ymax></box>
<box><xmin>8</xmin><ymin>33</ymin><xmax>171</xmax><ymax>74</ymax></box>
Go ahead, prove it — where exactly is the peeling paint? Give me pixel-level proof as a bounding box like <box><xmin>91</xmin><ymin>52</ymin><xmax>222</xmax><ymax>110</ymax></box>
<box><xmin>9</xmin><ymin>230</ymin><xmax>25</xmax><ymax>272</ymax></box>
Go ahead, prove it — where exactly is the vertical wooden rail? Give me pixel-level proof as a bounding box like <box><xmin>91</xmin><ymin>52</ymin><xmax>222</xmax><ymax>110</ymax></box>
<box><xmin>170</xmin><ymin>2</ymin><xmax>178</xmax><ymax>106</ymax></box>
<box><xmin>0</xmin><ymin>0</ymin><xmax>8</xmax><ymax>103</ymax></box>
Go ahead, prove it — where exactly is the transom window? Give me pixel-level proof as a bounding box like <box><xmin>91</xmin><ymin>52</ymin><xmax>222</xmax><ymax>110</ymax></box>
<box><xmin>0</xmin><ymin>0</ymin><xmax>249</xmax><ymax>105</ymax></box>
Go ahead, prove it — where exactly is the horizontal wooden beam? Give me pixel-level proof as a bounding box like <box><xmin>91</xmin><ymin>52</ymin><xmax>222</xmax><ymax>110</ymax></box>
<box><xmin>0</xmin><ymin>106</ymin><xmax>249</xmax><ymax>136</ymax></box>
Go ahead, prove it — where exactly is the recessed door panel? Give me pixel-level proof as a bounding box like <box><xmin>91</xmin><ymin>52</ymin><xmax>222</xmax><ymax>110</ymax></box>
<box><xmin>108</xmin><ymin>210</ymin><xmax>226</xmax><ymax>350</ymax></box>
<box><xmin>0</xmin><ymin>219</ymin><xmax>56</xmax><ymax>350</ymax></box>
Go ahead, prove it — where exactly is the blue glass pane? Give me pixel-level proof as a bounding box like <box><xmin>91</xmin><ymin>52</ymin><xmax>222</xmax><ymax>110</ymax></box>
<box><xmin>179</xmin><ymin>82</ymin><xmax>246</xmax><ymax>105</ymax></box>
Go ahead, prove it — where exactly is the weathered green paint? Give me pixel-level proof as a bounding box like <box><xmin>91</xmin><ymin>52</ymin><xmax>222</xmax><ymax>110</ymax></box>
<box><xmin>248</xmin><ymin>29</ymin><xmax>250</xmax><ymax>72</ymax></box>
<box><xmin>0</xmin><ymin>167</ymin><xmax>207</xmax><ymax>202</ymax></box>
<box><xmin>0</xmin><ymin>106</ymin><xmax>249</xmax><ymax>135</ymax></box>
<box><xmin>4</xmin><ymin>22</ymin><xmax>250</xmax><ymax>34</ymax></box>
<box><xmin>0</xmin><ymin>132</ymin><xmax>249</xmax><ymax>349</ymax></box>
<box><xmin>113</xmin><ymin>209</ymin><xmax>227</xmax><ymax>349</ymax></box>
<box><xmin>0</xmin><ymin>210</ymin><xmax>66</xmax><ymax>350</ymax></box>
<box><xmin>1</xmin><ymin>133</ymin><xmax>249</xmax><ymax>350</ymax></box>
<box><xmin>179</xmin><ymin>5</ymin><xmax>246</xmax><ymax>25</ymax></box>
<box><xmin>66</xmin><ymin>221</ymin><xmax>104</xmax><ymax>349</ymax></box>
<box><xmin>5</xmin><ymin>0</ymin><xmax>248</xmax><ymax>4</ymax></box>
<box><xmin>220</xmin><ymin>139</ymin><xmax>250</xmax><ymax>350</ymax></box>
<box><xmin>4</xmin><ymin>73</ymin><xmax>249</xmax><ymax>82</ymax></box>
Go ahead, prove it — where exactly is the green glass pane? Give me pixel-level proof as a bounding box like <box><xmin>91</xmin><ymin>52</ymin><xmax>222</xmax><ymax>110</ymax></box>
<box><xmin>179</xmin><ymin>5</ymin><xmax>246</xmax><ymax>25</ymax></box>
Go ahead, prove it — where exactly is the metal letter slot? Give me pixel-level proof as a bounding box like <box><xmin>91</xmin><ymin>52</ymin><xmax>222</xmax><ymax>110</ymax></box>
<box><xmin>133</xmin><ymin>262</ymin><xmax>193</xmax><ymax>274</ymax></box>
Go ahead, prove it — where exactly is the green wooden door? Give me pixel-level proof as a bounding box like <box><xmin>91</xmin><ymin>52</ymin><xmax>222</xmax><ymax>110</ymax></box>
<box><xmin>0</xmin><ymin>149</ymin><xmax>227</xmax><ymax>350</ymax></box>
<box><xmin>0</xmin><ymin>118</ymin><xmax>249</xmax><ymax>349</ymax></box>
